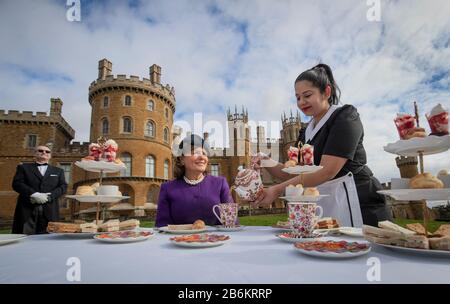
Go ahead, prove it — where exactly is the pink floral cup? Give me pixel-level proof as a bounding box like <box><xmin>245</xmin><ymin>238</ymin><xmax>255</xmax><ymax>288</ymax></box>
<box><xmin>288</xmin><ymin>202</ymin><xmax>323</xmax><ymax>237</ymax></box>
<box><xmin>212</xmin><ymin>202</ymin><xmax>239</xmax><ymax>227</ymax></box>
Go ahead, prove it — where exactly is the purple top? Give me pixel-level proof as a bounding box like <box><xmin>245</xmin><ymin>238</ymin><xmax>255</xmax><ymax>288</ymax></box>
<box><xmin>155</xmin><ymin>175</ymin><xmax>233</xmax><ymax>227</ymax></box>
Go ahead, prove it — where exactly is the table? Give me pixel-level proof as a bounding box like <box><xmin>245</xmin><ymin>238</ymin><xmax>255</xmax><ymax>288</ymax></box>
<box><xmin>1</xmin><ymin>226</ymin><xmax>449</xmax><ymax>284</ymax></box>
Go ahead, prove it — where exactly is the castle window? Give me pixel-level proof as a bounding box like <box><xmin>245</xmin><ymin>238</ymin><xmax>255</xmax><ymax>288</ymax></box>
<box><xmin>145</xmin><ymin>121</ymin><xmax>155</xmax><ymax>137</ymax></box>
<box><xmin>103</xmin><ymin>96</ymin><xmax>109</xmax><ymax>108</ymax></box>
<box><xmin>27</xmin><ymin>134</ymin><xmax>37</xmax><ymax>148</ymax></box>
<box><xmin>146</xmin><ymin>155</ymin><xmax>155</xmax><ymax>178</ymax></box>
<box><xmin>210</xmin><ymin>164</ymin><xmax>219</xmax><ymax>177</ymax></box>
<box><xmin>121</xmin><ymin>153</ymin><xmax>132</xmax><ymax>177</ymax></box>
<box><xmin>164</xmin><ymin>160</ymin><xmax>169</xmax><ymax>179</ymax></box>
<box><xmin>163</xmin><ymin>127</ymin><xmax>169</xmax><ymax>143</ymax></box>
<box><xmin>124</xmin><ymin>95</ymin><xmax>132</xmax><ymax>106</ymax></box>
<box><xmin>147</xmin><ymin>100</ymin><xmax>154</xmax><ymax>111</ymax></box>
<box><xmin>123</xmin><ymin>117</ymin><xmax>132</xmax><ymax>133</ymax></box>
<box><xmin>59</xmin><ymin>163</ymin><xmax>72</xmax><ymax>183</ymax></box>
<box><xmin>165</xmin><ymin>108</ymin><xmax>169</xmax><ymax>119</ymax></box>
<box><xmin>102</xmin><ymin>118</ymin><xmax>109</xmax><ymax>135</ymax></box>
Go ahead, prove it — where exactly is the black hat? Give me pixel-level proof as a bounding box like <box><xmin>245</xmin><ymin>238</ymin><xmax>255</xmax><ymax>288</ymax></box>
<box><xmin>178</xmin><ymin>134</ymin><xmax>210</xmax><ymax>156</ymax></box>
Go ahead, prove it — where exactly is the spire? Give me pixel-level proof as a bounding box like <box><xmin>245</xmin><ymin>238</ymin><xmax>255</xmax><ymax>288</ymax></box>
<box><xmin>290</xmin><ymin>109</ymin><xmax>293</xmax><ymax>118</ymax></box>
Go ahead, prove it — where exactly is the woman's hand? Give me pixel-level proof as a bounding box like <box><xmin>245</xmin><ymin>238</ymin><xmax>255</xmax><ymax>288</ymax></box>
<box><xmin>251</xmin><ymin>152</ymin><xmax>271</xmax><ymax>171</ymax></box>
<box><xmin>252</xmin><ymin>185</ymin><xmax>282</xmax><ymax>207</ymax></box>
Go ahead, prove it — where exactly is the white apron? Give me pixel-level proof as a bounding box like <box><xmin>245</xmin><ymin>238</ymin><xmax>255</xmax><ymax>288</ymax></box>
<box><xmin>304</xmin><ymin>105</ymin><xmax>363</xmax><ymax>227</ymax></box>
<box><xmin>316</xmin><ymin>172</ymin><xmax>363</xmax><ymax>228</ymax></box>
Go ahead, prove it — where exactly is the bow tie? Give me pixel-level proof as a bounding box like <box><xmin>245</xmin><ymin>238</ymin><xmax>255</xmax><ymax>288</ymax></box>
<box><xmin>36</xmin><ymin>163</ymin><xmax>48</xmax><ymax>167</ymax></box>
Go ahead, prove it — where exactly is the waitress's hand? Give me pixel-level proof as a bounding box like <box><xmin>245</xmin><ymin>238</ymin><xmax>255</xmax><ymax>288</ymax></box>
<box><xmin>252</xmin><ymin>185</ymin><xmax>282</xmax><ymax>207</ymax></box>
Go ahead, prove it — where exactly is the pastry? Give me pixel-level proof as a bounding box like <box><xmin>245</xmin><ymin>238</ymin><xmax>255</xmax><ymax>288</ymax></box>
<box><xmin>426</xmin><ymin>103</ymin><xmax>449</xmax><ymax>136</ymax></box>
<box><xmin>315</xmin><ymin>217</ymin><xmax>339</xmax><ymax>229</ymax></box>
<box><xmin>394</xmin><ymin>113</ymin><xmax>416</xmax><ymax>139</ymax></box>
<box><xmin>192</xmin><ymin>219</ymin><xmax>206</xmax><ymax>229</ymax></box>
<box><xmin>285</xmin><ymin>184</ymin><xmax>303</xmax><ymax>196</ymax></box>
<box><xmin>303</xmin><ymin>187</ymin><xmax>320</xmax><ymax>196</ymax></box>
<box><xmin>75</xmin><ymin>185</ymin><xmax>95</xmax><ymax>196</ymax></box>
<box><xmin>404</xmin><ymin>127</ymin><xmax>427</xmax><ymax>140</ymax></box>
<box><xmin>299</xmin><ymin>144</ymin><xmax>314</xmax><ymax>165</ymax></box>
<box><xmin>409</xmin><ymin>173</ymin><xmax>444</xmax><ymax>189</ymax></box>
<box><xmin>284</xmin><ymin>159</ymin><xmax>297</xmax><ymax>168</ymax></box>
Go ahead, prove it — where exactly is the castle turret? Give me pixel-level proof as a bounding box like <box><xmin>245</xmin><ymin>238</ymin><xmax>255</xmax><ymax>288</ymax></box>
<box><xmin>150</xmin><ymin>64</ymin><xmax>161</xmax><ymax>84</ymax></box>
<box><xmin>50</xmin><ymin>98</ymin><xmax>63</xmax><ymax>116</ymax></box>
<box><xmin>395</xmin><ymin>156</ymin><xmax>419</xmax><ymax>178</ymax></box>
<box><xmin>98</xmin><ymin>58</ymin><xmax>112</xmax><ymax>80</ymax></box>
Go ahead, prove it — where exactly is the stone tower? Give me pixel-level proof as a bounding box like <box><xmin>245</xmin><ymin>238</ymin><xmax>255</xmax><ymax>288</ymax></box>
<box><xmin>87</xmin><ymin>58</ymin><xmax>176</xmax><ymax>211</ymax></box>
<box><xmin>226</xmin><ymin>106</ymin><xmax>250</xmax><ymax>172</ymax></box>
<box><xmin>395</xmin><ymin>156</ymin><xmax>419</xmax><ymax>178</ymax></box>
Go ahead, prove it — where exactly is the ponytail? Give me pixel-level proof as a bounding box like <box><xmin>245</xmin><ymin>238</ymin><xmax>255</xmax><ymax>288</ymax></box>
<box><xmin>294</xmin><ymin>63</ymin><xmax>341</xmax><ymax>105</ymax></box>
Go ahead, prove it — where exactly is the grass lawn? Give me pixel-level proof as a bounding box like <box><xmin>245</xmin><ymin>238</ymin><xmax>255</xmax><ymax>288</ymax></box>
<box><xmin>1</xmin><ymin>214</ymin><xmax>448</xmax><ymax>234</ymax></box>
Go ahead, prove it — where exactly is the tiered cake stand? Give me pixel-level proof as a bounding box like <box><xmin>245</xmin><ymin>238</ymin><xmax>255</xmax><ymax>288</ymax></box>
<box><xmin>379</xmin><ymin>135</ymin><xmax>450</xmax><ymax>230</ymax></box>
<box><xmin>66</xmin><ymin>160</ymin><xmax>129</xmax><ymax>224</ymax></box>
<box><xmin>280</xmin><ymin>166</ymin><xmax>328</xmax><ymax>202</ymax></box>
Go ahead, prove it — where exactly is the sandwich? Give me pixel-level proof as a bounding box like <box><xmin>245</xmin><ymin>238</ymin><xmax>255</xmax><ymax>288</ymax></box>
<box><xmin>119</xmin><ymin>219</ymin><xmax>140</xmax><ymax>231</ymax></box>
<box><xmin>98</xmin><ymin>219</ymin><xmax>120</xmax><ymax>232</ymax></box>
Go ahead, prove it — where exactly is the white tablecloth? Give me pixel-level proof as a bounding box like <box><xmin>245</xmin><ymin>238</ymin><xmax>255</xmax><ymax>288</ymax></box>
<box><xmin>1</xmin><ymin>226</ymin><xmax>449</xmax><ymax>284</ymax></box>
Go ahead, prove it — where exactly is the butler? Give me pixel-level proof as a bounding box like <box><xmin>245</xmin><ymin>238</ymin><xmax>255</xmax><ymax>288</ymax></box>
<box><xmin>12</xmin><ymin>145</ymin><xmax>67</xmax><ymax>234</ymax></box>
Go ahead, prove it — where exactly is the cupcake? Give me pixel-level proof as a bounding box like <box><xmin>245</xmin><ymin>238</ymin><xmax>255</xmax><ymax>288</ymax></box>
<box><xmin>394</xmin><ymin>114</ymin><xmax>416</xmax><ymax>139</ymax></box>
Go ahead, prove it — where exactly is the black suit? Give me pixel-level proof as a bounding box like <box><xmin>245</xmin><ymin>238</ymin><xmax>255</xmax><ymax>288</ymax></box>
<box><xmin>12</xmin><ymin>163</ymin><xmax>67</xmax><ymax>234</ymax></box>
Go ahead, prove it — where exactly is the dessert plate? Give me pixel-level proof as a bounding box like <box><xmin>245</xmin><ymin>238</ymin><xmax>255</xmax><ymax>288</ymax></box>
<box><xmin>282</xmin><ymin>165</ymin><xmax>323</xmax><ymax>174</ymax></box>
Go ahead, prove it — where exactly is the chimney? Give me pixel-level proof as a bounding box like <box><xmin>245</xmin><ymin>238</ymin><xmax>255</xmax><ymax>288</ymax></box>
<box><xmin>149</xmin><ymin>64</ymin><xmax>161</xmax><ymax>84</ymax></box>
<box><xmin>98</xmin><ymin>58</ymin><xmax>112</xmax><ymax>80</ymax></box>
<box><xmin>50</xmin><ymin>98</ymin><xmax>63</xmax><ymax>116</ymax></box>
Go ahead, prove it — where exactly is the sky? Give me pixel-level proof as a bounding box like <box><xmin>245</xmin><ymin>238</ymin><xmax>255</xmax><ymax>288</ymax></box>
<box><xmin>0</xmin><ymin>0</ymin><xmax>449</xmax><ymax>182</ymax></box>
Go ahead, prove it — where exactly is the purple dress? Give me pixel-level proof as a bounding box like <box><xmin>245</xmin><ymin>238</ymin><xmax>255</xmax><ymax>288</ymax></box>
<box><xmin>155</xmin><ymin>175</ymin><xmax>233</xmax><ymax>227</ymax></box>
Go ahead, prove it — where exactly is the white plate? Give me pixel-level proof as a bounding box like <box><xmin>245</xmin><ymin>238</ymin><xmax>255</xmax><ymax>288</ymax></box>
<box><xmin>339</xmin><ymin>227</ymin><xmax>363</xmax><ymax>237</ymax></box>
<box><xmin>49</xmin><ymin>232</ymin><xmax>98</xmax><ymax>238</ymax></box>
<box><xmin>377</xmin><ymin>189</ymin><xmax>450</xmax><ymax>201</ymax></box>
<box><xmin>271</xmin><ymin>225</ymin><xmax>292</xmax><ymax>232</ymax></box>
<box><xmin>372</xmin><ymin>243</ymin><xmax>450</xmax><ymax>257</ymax></box>
<box><xmin>158</xmin><ymin>226</ymin><xmax>210</xmax><ymax>234</ymax></box>
<box><xmin>215</xmin><ymin>225</ymin><xmax>244</xmax><ymax>232</ymax></box>
<box><xmin>279</xmin><ymin>195</ymin><xmax>329</xmax><ymax>202</ymax></box>
<box><xmin>0</xmin><ymin>234</ymin><xmax>27</xmax><ymax>246</ymax></box>
<box><xmin>170</xmin><ymin>239</ymin><xmax>229</xmax><ymax>248</ymax></box>
<box><xmin>383</xmin><ymin>135</ymin><xmax>450</xmax><ymax>157</ymax></box>
<box><xmin>294</xmin><ymin>245</ymin><xmax>371</xmax><ymax>258</ymax></box>
<box><xmin>282</xmin><ymin>165</ymin><xmax>323</xmax><ymax>174</ymax></box>
<box><xmin>74</xmin><ymin>160</ymin><xmax>126</xmax><ymax>173</ymax></box>
<box><xmin>313</xmin><ymin>227</ymin><xmax>341</xmax><ymax>235</ymax></box>
<box><xmin>276</xmin><ymin>233</ymin><xmax>322</xmax><ymax>243</ymax></box>
<box><xmin>94</xmin><ymin>233</ymin><xmax>154</xmax><ymax>243</ymax></box>
<box><xmin>65</xmin><ymin>195</ymin><xmax>130</xmax><ymax>203</ymax></box>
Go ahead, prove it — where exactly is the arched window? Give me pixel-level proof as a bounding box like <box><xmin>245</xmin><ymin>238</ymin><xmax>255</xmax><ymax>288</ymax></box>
<box><xmin>165</xmin><ymin>108</ymin><xmax>169</xmax><ymax>119</ymax></box>
<box><xmin>146</xmin><ymin>155</ymin><xmax>155</xmax><ymax>178</ymax></box>
<box><xmin>124</xmin><ymin>95</ymin><xmax>132</xmax><ymax>106</ymax></box>
<box><xmin>123</xmin><ymin>117</ymin><xmax>132</xmax><ymax>133</ymax></box>
<box><xmin>121</xmin><ymin>153</ymin><xmax>132</xmax><ymax>177</ymax></box>
<box><xmin>103</xmin><ymin>96</ymin><xmax>109</xmax><ymax>108</ymax></box>
<box><xmin>147</xmin><ymin>100</ymin><xmax>154</xmax><ymax>111</ymax></box>
<box><xmin>163</xmin><ymin>127</ymin><xmax>169</xmax><ymax>142</ymax></box>
<box><xmin>164</xmin><ymin>160</ymin><xmax>169</xmax><ymax>179</ymax></box>
<box><xmin>145</xmin><ymin>121</ymin><xmax>155</xmax><ymax>137</ymax></box>
<box><xmin>101</xmin><ymin>118</ymin><xmax>109</xmax><ymax>135</ymax></box>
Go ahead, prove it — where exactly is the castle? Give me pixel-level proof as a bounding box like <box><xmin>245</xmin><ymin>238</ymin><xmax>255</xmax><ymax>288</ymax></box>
<box><xmin>0</xmin><ymin>59</ymin><xmax>308</xmax><ymax>222</ymax></box>
<box><xmin>0</xmin><ymin>59</ymin><xmax>417</xmax><ymax>222</ymax></box>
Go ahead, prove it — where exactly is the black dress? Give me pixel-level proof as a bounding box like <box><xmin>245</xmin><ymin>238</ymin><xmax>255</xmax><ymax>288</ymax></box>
<box><xmin>297</xmin><ymin>105</ymin><xmax>392</xmax><ymax>226</ymax></box>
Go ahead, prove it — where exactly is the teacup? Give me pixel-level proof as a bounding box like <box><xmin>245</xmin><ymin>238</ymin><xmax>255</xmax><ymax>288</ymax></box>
<box><xmin>212</xmin><ymin>202</ymin><xmax>239</xmax><ymax>227</ymax></box>
<box><xmin>288</xmin><ymin>202</ymin><xmax>323</xmax><ymax>238</ymax></box>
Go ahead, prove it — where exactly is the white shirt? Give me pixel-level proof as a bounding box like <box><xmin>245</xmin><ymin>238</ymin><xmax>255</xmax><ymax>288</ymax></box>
<box><xmin>36</xmin><ymin>163</ymin><xmax>48</xmax><ymax>176</ymax></box>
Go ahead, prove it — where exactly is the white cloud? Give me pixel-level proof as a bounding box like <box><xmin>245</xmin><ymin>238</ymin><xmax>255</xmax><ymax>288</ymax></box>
<box><xmin>0</xmin><ymin>0</ymin><xmax>449</xmax><ymax>182</ymax></box>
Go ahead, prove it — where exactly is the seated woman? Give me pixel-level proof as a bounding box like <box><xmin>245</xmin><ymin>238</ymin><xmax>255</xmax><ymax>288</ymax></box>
<box><xmin>155</xmin><ymin>134</ymin><xmax>233</xmax><ymax>227</ymax></box>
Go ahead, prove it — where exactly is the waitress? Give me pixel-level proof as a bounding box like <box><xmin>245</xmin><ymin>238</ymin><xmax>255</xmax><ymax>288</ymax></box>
<box><xmin>253</xmin><ymin>63</ymin><xmax>391</xmax><ymax>227</ymax></box>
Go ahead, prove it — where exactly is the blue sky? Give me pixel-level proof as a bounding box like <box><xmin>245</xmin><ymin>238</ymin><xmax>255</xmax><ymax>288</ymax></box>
<box><xmin>0</xmin><ymin>0</ymin><xmax>450</xmax><ymax>181</ymax></box>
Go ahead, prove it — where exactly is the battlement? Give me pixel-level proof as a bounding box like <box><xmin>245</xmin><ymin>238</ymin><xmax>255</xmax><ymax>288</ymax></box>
<box><xmin>281</xmin><ymin>110</ymin><xmax>301</xmax><ymax>127</ymax></box>
<box><xmin>0</xmin><ymin>109</ymin><xmax>75</xmax><ymax>139</ymax></box>
<box><xmin>227</xmin><ymin>106</ymin><xmax>248</xmax><ymax>123</ymax></box>
<box><xmin>88</xmin><ymin>74</ymin><xmax>176</xmax><ymax>106</ymax></box>
<box><xmin>56</xmin><ymin>141</ymin><xmax>90</xmax><ymax>155</ymax></box>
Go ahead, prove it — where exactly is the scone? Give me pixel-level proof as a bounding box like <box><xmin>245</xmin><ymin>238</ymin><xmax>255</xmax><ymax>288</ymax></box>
<box><xmin>192</xmin><ymin>219</ymin><xmax>205</xmax><ymax>229</ymax></box>
<box><xmin>303</xmin><ymin>187</ymin><xmax>320</xmax><ymax>196</ymax></box>
<box><xmin>409</xmin><ymin>173</ymin><xmax>444</xmax><ymax>189</ymax></box>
